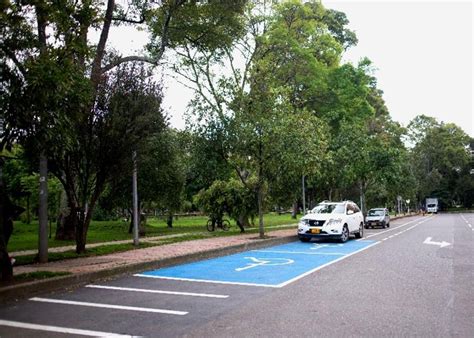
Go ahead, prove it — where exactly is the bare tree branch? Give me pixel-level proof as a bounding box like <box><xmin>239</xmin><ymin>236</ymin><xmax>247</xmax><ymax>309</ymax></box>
<box><xmin>91</xmin><ymin>0</ymin><xmax>115</xmax><ymax>86</ymax></box>
<box><xmin>100</xmin><ymin>0</ymin><xmax>186</xmax><ymax>74</ymax></box>
<box><xmin>111</xmin><ymin>15</ymin><xmax>145</xmax><ymax>24</ymax></box>
<box><xmin>101</xmin><ymin>55</ymin><xmax>158</xmax><ymax>73</ymax></box>
<box><xmin>1</xmin><ymin>46</ymin><xmax>26</xmax><ymax>76</ymax></box>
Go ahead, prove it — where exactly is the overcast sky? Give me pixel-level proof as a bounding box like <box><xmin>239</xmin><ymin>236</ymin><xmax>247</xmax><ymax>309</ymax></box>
<box><xmin>325</xmin><ymin>0</ymin><xmax>473</xmax><ymax>137</ymax></box>
<box><xmin>107</xmin><ymin>1</ymin><xmax>473</xmax><ymax>137</ymax></box>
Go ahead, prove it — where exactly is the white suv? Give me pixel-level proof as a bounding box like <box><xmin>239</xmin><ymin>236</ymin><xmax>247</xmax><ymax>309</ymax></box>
<box><xmin>298</xmin><ymin>201</ymin><xmax>364</xmax><ymax>243</ymax></box>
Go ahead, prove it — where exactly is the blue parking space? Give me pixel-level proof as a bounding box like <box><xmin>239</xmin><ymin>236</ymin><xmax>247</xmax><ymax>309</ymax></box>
<box><xmin>136</xmin><ymin>240</ymin><xmax>376</xmax><ymax>288</ymax></box>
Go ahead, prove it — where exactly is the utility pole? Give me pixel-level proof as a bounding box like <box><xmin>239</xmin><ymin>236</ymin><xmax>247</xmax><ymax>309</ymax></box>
<box><xmin>36</xmin><ymin>1</ymin><xmax>49</xmax><ymax>263</ymax></box>
<box><xmin>132</xmin><ymin>151</ymin><xmax>139</xmax><ymax>246</ymax></box>
<box><xmin>302</xmin><ymin>175</ymin><xmax>306</xmax><ymax>214</ymax></box>
<box><xmin>38</xmin><ymin>154</ymin><xmax>48</xmax><ymax>263</ymax></box>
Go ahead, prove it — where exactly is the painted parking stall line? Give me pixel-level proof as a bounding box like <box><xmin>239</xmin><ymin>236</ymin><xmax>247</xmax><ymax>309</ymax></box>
<box><xmin>29</xmin><ymin>297</ymin><xmax>188</xmax><ymax>316</ymax></box>
<box><xmin>136</xmin><ymin>240</ymin><xmax>376</xmax><ymax>288</ymax></box>
<box><xmin>0</xmin><ymin>320</ymin><xmax>132</xmax><ymax>337</ymax></box>
<box><xmin>86</xmin><ymin>284</ymin><xmax>229</xmax><ymax>298</ymax></box>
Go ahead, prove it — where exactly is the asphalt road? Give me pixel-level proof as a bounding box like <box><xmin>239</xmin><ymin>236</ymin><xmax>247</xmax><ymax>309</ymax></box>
<box><xmin>0</xmin><ymin>213</ymin><xmax>472</xmax><ymax>337</ymax></box>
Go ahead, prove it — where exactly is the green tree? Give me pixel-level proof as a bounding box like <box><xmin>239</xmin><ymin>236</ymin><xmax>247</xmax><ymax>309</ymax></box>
<box><xmin>408</xmin><ymin>117</ymin><xmax>471</xmax><ymax>208</ymax></box>
<box><xmin>194</xmin><ymin>178</ymin><xmax>256</xmax><ymax>232</ymax></box>
<box><xmin>176</xmin><ymin>0</ymin><xmax>365</xmax><ymax>236</ymax></box>
<box><xmin>101</xmin><ymin>128</ymin><xmax>185</xmax><ymax>230</ymax></box>
<box><xmin>1</xmin><ymin>0</ymin><xmax>247</xmax><ymax>254</ymax></box>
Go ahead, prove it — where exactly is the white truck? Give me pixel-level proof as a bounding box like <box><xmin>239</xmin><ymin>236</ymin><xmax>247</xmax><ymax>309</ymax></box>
<box><xmin>426</xmin><ymin>198</ymin><xmax>439</xmax><ymax>213</ymax></box>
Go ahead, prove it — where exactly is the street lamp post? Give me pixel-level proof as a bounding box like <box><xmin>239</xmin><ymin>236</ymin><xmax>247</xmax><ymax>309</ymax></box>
<box><xmin>132</xmin><ymin>151</ymin><xmax>139</xmax><ymax>246</ymax></box>
<box><xmin>302</xmin><ymin>175</ymin><xmax>306</xmax><ymax>214</ymax></box>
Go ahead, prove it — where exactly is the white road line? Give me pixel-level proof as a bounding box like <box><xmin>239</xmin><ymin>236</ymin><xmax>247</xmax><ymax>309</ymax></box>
<box><xmin>86</xmin><ymin>285</ymin><xmax>229</xmax><ymax>298</ymax></box>
<box><xmin>276</xmin><ymin>241</ymin><xmax>381</xmax><ymax>287</ymax></box>
<box><xmin>460</xmin><ymin>215</ymin><xmax>473</xmax><ymax>230</ymax></box>
<box><xmin>369</xmin><ymin>216</ymin><xmax>432</xmax><ymax>241</ymax></box>
<box><xmin>364</xmin><ymin>217</ymin><xmax>423</xmax><ymax>239</ymax></box>
<box><xmin>29</xmin><ymin>297</ymin><xmax>188</xmax><ymax>316</ymax></box>
<box><xmin>251</xmin><ymin>250</ymin><xmax>345</xmax><ymax>256</ymax></box>
<box><xmin>0</xmin><ymin>319</ymin><xmax>134</xmax><ymax>337</ymax></box>
<box><xmin>378</xmin><ymin>220</ymin><xmax>428</xmax><ymax>242</ymax></box>
<box><xmin>134</xmin><ymin>274</ymin><xmax>280</xmax><ymax>288</ymax></box>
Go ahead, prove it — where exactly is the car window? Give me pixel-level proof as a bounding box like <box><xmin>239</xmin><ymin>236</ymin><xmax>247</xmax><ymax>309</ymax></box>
<box><xmin>312</xmin><ymin>203</ymin><xmax>345</xmax><ymax>214</ymax></box>
<box><xmin>346</xmin><ymin>203</ymin><xmax>354</xmax><ymax>214</ymax></box>
<box><xmin>353</xmin><ymin>204</ymin><xmax>360</xmax><ymax>213</ymax></box>
<box><xmin>368</xmin><ymin>209</ymin><xmax>384</xmax><ymax>216</ymax></box>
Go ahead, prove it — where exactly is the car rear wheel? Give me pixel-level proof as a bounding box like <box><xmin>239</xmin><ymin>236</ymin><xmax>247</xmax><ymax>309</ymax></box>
<box><xmin>355</xmin><ymin>222</ymin><xmax>364</xmax><ymax>239</ymax></box>
<box><xmin>340</xmin><ymin>225</ymin><xmax>349</xmax><ymax>243</ymax></box>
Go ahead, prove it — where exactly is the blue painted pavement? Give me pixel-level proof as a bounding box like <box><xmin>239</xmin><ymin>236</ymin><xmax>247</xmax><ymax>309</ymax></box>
<box><xmin>136</xmin><ymin>240</ymin><xmax>376</xmax><ymax>287</ymax></box>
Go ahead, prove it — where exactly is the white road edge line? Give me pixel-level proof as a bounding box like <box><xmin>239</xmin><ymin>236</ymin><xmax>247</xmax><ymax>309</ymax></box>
<box><xmin>363</xmin><ymin>217</ymin><xmax>423</xmax><ymax>239</ymax></box>
<box><xmin>378</xmin><ymin>218</ymin><xmax>431</xmax><ymax>242</ymax></box>
<box><xmin>276</xmin><ymin>241</ymin><xmax>381</xmax><ymax>288</ymax></box>
<box><xmin>460</xmin><ymin>215</ymin><xmax>473</xmax><ymax>230</ymax></box>
<box><xmin>134</xmin><ymin>274</ymin><xmax>279</xmax><ymax>288</ymax></box>
<box><xmin>0</xmin><ymin>319</ymin><xmax>135</xmax><ymax>337</ymax></box>
<box><xmin>86</xmin><ymin>285</ymin><xmax>229</xmax><ymax>298</ymax></box>
<box><xmin>29</xmin><ymin>297</ymin><xmax>188</xmax><ymax>316</ymax></box>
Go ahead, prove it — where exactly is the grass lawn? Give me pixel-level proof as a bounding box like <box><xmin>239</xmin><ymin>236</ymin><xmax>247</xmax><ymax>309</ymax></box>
<box><xmin>9</xmin><ymin>213</ymin><xmax>298</xmax><ymax>253</ymax></box>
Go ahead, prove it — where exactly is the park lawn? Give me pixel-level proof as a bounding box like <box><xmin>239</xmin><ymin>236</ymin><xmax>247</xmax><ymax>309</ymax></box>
<box><xmin>9</xmin><ymin>213</ymin><xmax>298</xmax><ymax>252</ymax></box>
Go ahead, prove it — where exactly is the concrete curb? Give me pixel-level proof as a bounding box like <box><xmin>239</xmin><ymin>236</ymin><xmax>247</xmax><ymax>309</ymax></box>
<box><xmin>0</xmin><ymin>234</ymin><xmax>297</xmax><ymax>305</ymax></box>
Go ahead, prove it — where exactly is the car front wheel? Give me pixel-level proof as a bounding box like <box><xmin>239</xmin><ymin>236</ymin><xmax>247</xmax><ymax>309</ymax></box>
<box><xmin>340</xmin><ymin>225</ymin><xmax>349</xmax><ymax>243</ymax></box>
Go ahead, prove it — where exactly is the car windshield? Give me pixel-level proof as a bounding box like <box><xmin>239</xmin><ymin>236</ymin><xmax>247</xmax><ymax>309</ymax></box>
<box><xmin>427</xmin><ymin>204</ymin><xmax>436</xmax><ymax>207</ymax></box>
<box><xmin>312</xmin><ymin>203</ymin><xmax>345</xmax><ymax>214</ymax></box>
<box><xmin>368</xmin><ymin>210</ymin><xmax>384</xmax><ymax>216</ymax></box>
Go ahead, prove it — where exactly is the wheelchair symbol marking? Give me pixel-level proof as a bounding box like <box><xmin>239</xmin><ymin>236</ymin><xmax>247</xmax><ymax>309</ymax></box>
<box><xmin>310</xmin><ymin>244</ymin><xmax>344</xmax><ymax>250</ymax></box>
<box><xmin>235</xmin><ymin>257</ymin><xmax>294</xmax><ymax>272</ymax></box>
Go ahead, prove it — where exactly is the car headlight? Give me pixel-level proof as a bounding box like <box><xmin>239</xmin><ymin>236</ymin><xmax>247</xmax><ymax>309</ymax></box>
<box><xmin>299</xmin><ymin>219</ymin><xmax>309</xmax><ymax>226</ymax></box>
<box><xmin>326</xmin><ymin>218</ymin><xmax>343</xmax><ymax>227</ymax></box>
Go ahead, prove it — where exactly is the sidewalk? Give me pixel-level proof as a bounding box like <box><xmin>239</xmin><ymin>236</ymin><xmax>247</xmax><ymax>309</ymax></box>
<box><xmin>1</xmin><ymin>228</ymin><xmax>298</xmax><ymax>303</ymax></box>
<box><xmin>9</xmin><ymin>233</ymin><xmax>192</xmax><ymax>257</ymax></box>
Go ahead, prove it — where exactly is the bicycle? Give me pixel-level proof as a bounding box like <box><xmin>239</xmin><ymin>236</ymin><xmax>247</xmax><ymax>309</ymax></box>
<box><xmin>206</xmin><ymin>218</ymin><xmax>230</xmax><ymax>232</ymax></box>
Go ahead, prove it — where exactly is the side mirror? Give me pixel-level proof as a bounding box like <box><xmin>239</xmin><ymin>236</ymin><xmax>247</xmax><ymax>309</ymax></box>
<box><xmin>347</xmin><ymin>210</ymin><xmax>354</xmax><ymax>215</ymax></box>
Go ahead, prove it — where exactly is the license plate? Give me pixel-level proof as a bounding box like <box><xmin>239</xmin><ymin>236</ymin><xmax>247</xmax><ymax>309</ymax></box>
<box><xmin>310</xmin><ymin>228</ymin><xmax>320</xmax><ymax>234</ymax></box>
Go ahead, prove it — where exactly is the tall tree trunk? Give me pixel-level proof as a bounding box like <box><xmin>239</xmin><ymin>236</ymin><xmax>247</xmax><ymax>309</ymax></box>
<box><xmin>0</xmin><ymin>181</ymin><xmax>13</xmax><ymax>281</ymax></box>
<box><xmin>237</xmin><ymin>213</ymin><xmax>249</xmax><ymax>231</ymax></box>
<box><xmin>359</xmin><ymin>180</ymin><xmax>366</xmax><ymax>215</ymax></box>
<box><xmin>139</xmin><ymin>210</ymin><xmax>146</xmax><ymax>235</ymax></box>
<box><xmin>76</xmin><ymin>207</ymin><xmax>93</xmax><ymax>254</ymax></box>
<box><xmin>76</xmin><ymin>213</ymin><xmax>86</xmax><ymax>254</ymax></box>
<box><xmin>291</xmin><ymin>200</ymin><xmax>298</xmax><ymax>219</ymax></box>
<box><xmin>56</xmin><ymin>194</ymin><xmax>77</xmax><ymax>240</ymax></box>
<box><xmin>26</xmin><ymin>195</ymin><xmax>31</xmax><ymax>224</ymax></box>
<box><xmin>257</xmin><ymin>183</ymin><xmax>264</xmax><ymax>239</ymax></box>
<box><xmin>166</xmin><ymin>212</ymin><xmax>173</xmax><ymax>228</ymax></box>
